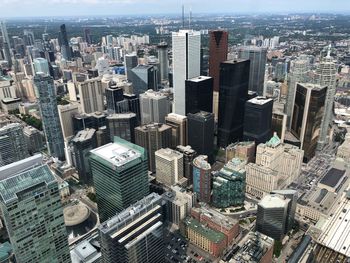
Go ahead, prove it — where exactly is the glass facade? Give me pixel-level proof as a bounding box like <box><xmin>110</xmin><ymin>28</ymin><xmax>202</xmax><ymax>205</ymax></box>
<box><xmin>193</xmin><ymin>156</ymin><xmax>211</xmax><ymax>203</ymax></box>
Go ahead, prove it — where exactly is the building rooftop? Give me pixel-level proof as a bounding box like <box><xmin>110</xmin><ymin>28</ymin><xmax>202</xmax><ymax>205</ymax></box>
<box><xmin>0</xmin><ymin>242</ymin><xmax>12</xmax><ymax>262</ymax></box>
<box><xmin>187</xmin><ymin>76</ymin><xmax>212</xmax><ymax>82</ymax></box>
<box><xmin>155</xmin><ymin>148</ymin><xmax>183</xmax><ymax>160</ymax></box>
<box><xmin>259</xmin><ymin>194</ymin><xmax>288</xmax><ymax>209</ymax></box>
<box><xmin>107</xmin><ymin>112</ymin><xmax>136</xmax><ymax>119</ymax></box>
<box><xmin>184</xmin><ymin>217</ymin><xmax>225</xmax><ymax>244</ymax></box>
<box><xmin>266</xmin><ymin>133</ymin><xmax>282</xmax><ymax>148</ymax></box>
<box><xmin>248</xmin><ymin>96</ymin><xmax>273</xmax><ymax>105</ymax></box>
<box><xmin>141</xmin><ymin>89</ymin><xmax>167</xmax><ymax>99</ymax></box>
<box><xmin>319</xmin><ymin>168</ymin><xmax>346</xmax><ymax>188</ymax></box>
<box><xmin>0</xmin><ymin>154</ymin><xmax>43</xmax><ymax>180</ymax></box>
<box><xmin>193</xmin><ymin>155</ymin><xmax>211</xmax><ymax>170</ymax></box>
<box><xmin>221</xmin><ymin>158</ymin><xmax>246</xmax><ymax>176</ymax></box>
<box><xmin>176</xmin><ymin>145</ymin><xmax>196</xmax><ymax>155</ymax></box>
<box><xmin>136</xmin><ymin>123</ymin><xmax>171</xmax><ymax>132</ymax></box>
<box><xmin>71</xmin><ymin>128</ymin><xmax>96</xmax><ymax>143</ymax></box>
<box><xmin>70</xmin><ymin>238</ymin><xmax>101</xmax><ymax>263</ymax></box>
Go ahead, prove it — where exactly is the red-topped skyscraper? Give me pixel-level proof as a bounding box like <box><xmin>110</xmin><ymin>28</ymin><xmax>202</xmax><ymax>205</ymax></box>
<box><xmin>209</xmin><ymin>30</ymin><xmax>228</xmax><ymax>119</ymax></box>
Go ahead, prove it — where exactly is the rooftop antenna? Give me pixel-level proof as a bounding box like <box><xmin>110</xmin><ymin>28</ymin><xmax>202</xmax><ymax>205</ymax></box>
<box><xmin>182</xmin><ymin>5</ymin><xmax>185</xmax><ymax>29</ymax></box>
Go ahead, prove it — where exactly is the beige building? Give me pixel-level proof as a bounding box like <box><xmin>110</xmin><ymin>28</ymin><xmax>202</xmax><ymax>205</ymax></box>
<box><xmin>21</xmin><ymin>78</ymin><xmax>36</xmax><ymax>102</ymax></box>
<box><xmin>58</xmin><ymin>103</ymin><xmax>80</xmax><ymax>139</ymax></box>
<box><xmin>155</xmin><ymin>148</ymin><xmax>184</xmax><ymax>187</ymax></box>
<box><xmin>337</xmin><ymin>134</ymin><xmax>350</xmax><ymax>165</ymax></box>
<box><xmin>165</xmin><ymin>113</ymin><xmax>187</xmax><ymax>148</ymax></box>
<box><xmin>77</xmin><ymin>78</ymin><xmax>104</xmax><ymax>114</ymax></box>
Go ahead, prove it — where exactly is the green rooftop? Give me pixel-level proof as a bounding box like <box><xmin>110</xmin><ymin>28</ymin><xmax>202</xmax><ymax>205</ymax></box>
<box><xmin>185</xmin><ymin>217</ymin><xmax>225</xmax><ymax>243</ymax></box>
<box><xmin>266</xmin><ymin>132</ymin><xmax>281</xmax><ymax>148</ymax></box>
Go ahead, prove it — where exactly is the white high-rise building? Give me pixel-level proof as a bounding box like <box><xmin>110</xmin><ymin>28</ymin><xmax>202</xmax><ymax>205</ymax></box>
<box><xmin>140</xmin><ymin>89</ymin><xmax>170</xmax><ymax>124</ymax></box>
<box><xmin>172</xmin><ymin>30</ymin><xmax>201</xmax><ymax>115</ymax></box>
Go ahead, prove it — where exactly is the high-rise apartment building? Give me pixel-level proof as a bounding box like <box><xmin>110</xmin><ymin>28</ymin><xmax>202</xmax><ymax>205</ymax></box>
<box><xmin>157</xmin><ymin>42</ymin><xmax>169</xmax><ymax>81</ymax></box>
<box><xmin>172</xmin><ymin>30</ymin><xmax>201</xmax><ymax>115</ymax></box>
<box><xmin>185</xmin><ymin>76</ymin><xmax>213</xmax><ymax>114</ymax></box>
<box><xmin>134</xmin><ymin>123</ymin><xmax>172</xmax><ymax>172</ymax></box>
<box><xmin>34</xmin><ymin>73</ymin><xmax>65</xmax><ymax>160</ymax></box>
<box><xmin>0</xmin><ymin>155</ymin><xmax>70</xmax><ymax>263</ymax></box>
<box><xmin>165</xmin><ymin>113</ymin><xmax>188</xmax><ymax>148</ymax></box>
<box><xmin>238</xmin><ymin>46</ymin><xmax>267</xmax><ymax>95</ymax></box>
<box><xmin>192</xmin><ymin>155</ymin><xmax>212</xmax><ymax>203</ymax></box>
<box><xmin>155</xmin><ymin>148</ymin><xmax>184</xmax><ymax>187</ymax></box>
<box><xmin>89</xmin><ymin>137</ymin><xmax>149</xmax><ymax>222</ymax></box>
<box><xmin>71</xmin><ymin>128</ymin><xmax>97</xmax><ymax>185</ymax></box>
<box><xmin>212</xmin><ymin>158</ymin><xmax>246</xmax><ymax>208</ymax></box>
<box><xmin>290</xmin><ymin>83</ymin><xmax>327</xmax><ymax>161</ymax></box>
<box><xmin>217</xmin><ymin>59</ymin><xmax>250</xmax><ymax>147</ymax></box>
<box><xmin>209</xmin><ymin>30</ymin><xmax>228</xmax><ymax>119</ymax></box>
<box><xmin>187</xmin><ymin>111</ymin><xmax>215</xmax><ymax>163</ymax></box>
<box><xmin>78</xmin><ymin>78</ymin><xmax>104</xmax><ymax>114</ymax></box>
<box><xmin>106</xmin><ymin>113</ymin><xmax>137</xmax><ymax>143</ymax></box>
<box><xmin>243</xmin><ymin>96</ymin><xmax>273</xmax><ymax>145</ymax></box>
<box><xmin>140</xmin><ymin>89</ymin><xmax>170</xmax><ymax>124</ymax></box>
<box><xmin>99</xmin><ymin>193</ymin><xmax>164</xmax><ymax>263</ymax></box>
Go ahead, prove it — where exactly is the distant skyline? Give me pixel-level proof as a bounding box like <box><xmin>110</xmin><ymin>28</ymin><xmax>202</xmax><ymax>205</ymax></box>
<box><xmin>0</xmin><ymin>0</ymin><xmax>349</xmax><ymax>18</ymax></box>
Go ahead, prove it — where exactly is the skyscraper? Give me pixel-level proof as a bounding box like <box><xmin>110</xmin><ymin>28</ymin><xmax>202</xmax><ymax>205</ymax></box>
<box><xmin>34</xmin><ymin>73</ymin><xmax>65</xmax><ymax>160</ymax></box>
<box><xmin>140</xmin><ymin>89</ymin><xmax>170</xmax><ymax>124</ymax></box>
<box><xmin>217</xmin><ymin>59</ymin><xmax>250</xmax><ymax>147</ymax></box>
<box><xmin>243</xmin><ymin>96</ymin><xmax>273</xmax><ymax>145</ymax></box>
<box><xmin>176</xmin><ymin>145</ymin><xmax>197</xmax><ymax>184</ymax></box>
<box><xmin>0</xmin><ymin>155</ymin><xmax>70</xmax><ymax>263</ymax></box>
<box><xmin>238</xmin><ymin>46</ymin><xmax>267</xmax><ymax>95</ymax></box>
<box><xmin>157</xmin><ymin>42</ymin><xmax>169</xmax><ymax>82</ymax></box>
<box><xmin>124</xmin><ymin>53</ymin><xmax>138</xmax><ymax>81</ymax></box>
<box><xmin>57</xmin><ymin>103</ymin><xmax>80</xmax><ymax>139</ymax></box>
<box><xmin>0</xmin><ymin>123</ymin><xmax>29</xmax><ymax>166</ymax></box>
<box><xmin>172</xmin><ymin>30</ymin><xmax>201</xmax><ymax>115</ymax></box>
<box><xmin>89</xmin><ymin>137</ymin><xmax>149</xmax><ymax>222</ymax></box>
<box><xmin>209</xmin><ymin>30</ymin><xmax>228</xmax><ymax>119</ymax></box>
<box><xmin>59</xmin><ymin>24</ymin><xmax>72</xmax><ymax>60</ymax></box>
<box><xmin>192</xmin><ymin>155</ymin><xmax>212</xmax><ymax>203</ymax></box>
<box><xmin>106</xmin><ymin>113</ymin><xmax>137</xmax><ymax>143</ymax></box>
<box><xmin>71</xmin><ymin>128</ymin><xmax>97</xmax><ymax>185</ymax></box>
<box><xmin>99</xmin><ymin>193</ymin><xmax>165</xmax><ymax>263</ymax></box>
<box><xmin>78</xmin><ymin>78</ymin><xmax>104</xmax><ymax>114</ymax></box>
<box><xmin>130</xmin><ymin>65</ymin><xmax>158</xmax><ymax>95</ymax></box>
<box><xmin>84</xmin><ymin>28</ymin><xmax>92</xmax><ymax>44</ymax></box>
<box><xmin>187</xmin><ymin>111</ymin><xmax>215</xmax><ymax>163</ymax></box>
<box><xmin>185</xmin><ymin>76</ymin><xmax>213</xmax><ymax>114</ymax></box>
<box><xmin>33</xmin><ymin>57</ymin><xmax>50</xmax><ymax>75</ymax></box>
<box><xmin>290</xmin><ymin>83</ymin><xmax>327</xmax><ymax>161</ymax></box>
<box><xmin>0</xmin><ymin>21</ymin><xmax>12</xmax><ymax>68</ymax></box>
<box><xmin>315</xmin><ymin>50</ymin><xmax>337</xmax><ymax>149</ymax></box>
<box><xmin>155</xmin><ymin>148</ymin><xmax>184</xmax><ymax>187</ymax></box>
<box><xmin>105</xmin><ymin>85</ymin><xmax>124</xmax><ymax>113</ymax></box>
<box><xmin>165</xmin><ymin>113</ymin><xmax>188</xmax><ymax>148</ymax></box>
<box><xmin>134</xmin><ymin>123</ymin><xmax>172</xmax><ymax>172</ymax></box>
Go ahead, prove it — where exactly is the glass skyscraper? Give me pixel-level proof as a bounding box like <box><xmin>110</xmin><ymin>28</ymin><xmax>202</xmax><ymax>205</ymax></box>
<box><xmin>34</xmin><ymin>72</ymin><xmax>65</xmax><ymax>160</ymax></box>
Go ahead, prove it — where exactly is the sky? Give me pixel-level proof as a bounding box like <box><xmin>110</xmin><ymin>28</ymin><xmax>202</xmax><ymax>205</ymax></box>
<box><xmin>0</xmin><ymin>0</ymin><xmax>349</xmax><ymax>18</ymax></box>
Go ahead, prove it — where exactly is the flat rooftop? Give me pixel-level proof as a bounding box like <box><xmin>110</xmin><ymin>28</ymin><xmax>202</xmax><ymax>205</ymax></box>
<box><xmin>188</xmin><ymin>76</ymin><xmax>212</xmax><ymax>82</ymax></box>
<box><xmin>184</xmin><ymin>217</ymin><xmax>225</xmax><ymax>244</ymax></box>
<box><xmin>259</xmin><ymin>194</ymin><xmax>288</xmax><ymax>209</ymax></box>
<box><xmin>71</xmin><ymin>128</ymin><xmax>96</xmax><ymax>143</ymax></box>
<box><xmin>248</xmin><ymin>96</ymin><xmax>273</xmax><ymax>105</ymax></box>
<box><xmin>319</xmin><ymin>168</ymin><xmax>346</xmax><ymax>188</ymax></box>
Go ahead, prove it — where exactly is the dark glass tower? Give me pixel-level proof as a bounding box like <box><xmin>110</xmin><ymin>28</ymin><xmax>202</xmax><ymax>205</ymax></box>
<box><xmin>217</xmin><ymin>59</ymin><xmax>250</xmax><ymax>147</ymax></box>
<box><xmin>59</xmin><ymin>24</ymin><xmax>72</xmax><ymax>60</ymax></box>
<box><xmin>243</xmin><ymin>97</ymin><xmax>273</xmax><ymax>145</ymax></box>
<box><xmin>187</xmin><ymin>111</ymin><xmax>215</xmax><ymax>163</ymax></box>
<box><xmin>185</xmin><ymin>76</ymin><xmax>213</xmax><ymax>114</ymax></box>
<box><xmin>106</xmin><ymin>85</ymin><xmax>124</xmax><ymax>113</ymax></box>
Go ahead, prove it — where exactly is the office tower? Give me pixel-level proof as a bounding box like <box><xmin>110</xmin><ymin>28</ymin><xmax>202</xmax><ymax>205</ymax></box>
<box><xmin>176</xmin><ymin>145</ymin><xmax>197</xmax><ymax>184</ymax></box>
<box><xmin>225</xmin><ymin>141</ymin><xmax>255</xmax><ymax>163</ymax></box>
<box><xmin>90</xmin><ymin>137</ymin><xmax>149</xmax><ymax>222</ymax></box>
<box><xmin>209</xmin><ymin>30</ymin><xmax>228</xmax><ymax>119</ymax></box>
<box><xmin>165</xmin><ymin>113</ymin><xmax>188</xmax><ymax>148</ymax></box>
<box><xmin>285</xmin><ymin>59</ymin><xmax>309</xmax><ymax>127</ymax></box>
<box><xmin>0</xmin><ymin>21</ymin><xmax>10</xmax><ymax>47</ymax></box>
<box><xmin>34</xmin><ymin>74</ymin><xmax>65</xmax><ymax>160</ymax></box>
<box><xmin>271</xmin><ymin>111</ymin><xmax>287</xmax><ymax>142</ymax></box>
<box><xmin>316</xmin><ymin>50</ymin><xmax>337</xmax><ymax>149</ymax></box>
<box><xmin>0</xmin><ymin>123</ymin><xmax>29</xmax><ymax>166</ymax></box>
<box><xmin>130</xmin><ymin>65</ymin><xmax>157</xmax><ymax>95</ymax></box>
<box><xmin>256</xmin><ymin>194</ymin><xmax>289</xmax><ymax>240</ymax></box>
<box><xmin>185</xmin><ymin>76</ymin><xmax>213</xmax><ymax>114</ymax></box>
<box><xmin>23</xmin><ymin>126</ymin><xmax>44</xmax><ymax>154</ymax></box>
<box><xmin>238</xmin><ymin>46</ymin><xmax>267</xmax><ymax>95</ymax></box>
<box><xmin>140</xmin><ymin>89</ymin><xmax>170</xmax><ymax>124</ymax></box>
<box><xmin>59</xmin><ymin>24</ymin><xmax>72</xmax><ymax>60</ymax></box>
<box><xmin>99</xmin><ymin>193</ymin><xmax>164</xmax><ymax>263</ymax></box>
<box><xmin>105</xmin><ymin>85</ymin><xmax>124</xmax><ymax>113</ymax></box>
<box><xmin>134</xmin><ymin>123</ymin><xmax>172</xmax><ymax>172</ymax></box>
<box><xmin>78</xmin><ymin>78</ymin><xmax>104</xmax><ymax>114</ymax></box>
<box><xmin>212</xmin><ymin>158</ymin><xmax>246</xmax><ymax>208</ymax></box>
<box><xmin>58</xmin><ymin>103</ymin><xmax>80</xmax><ymax>139</ymax></box>
<box><xmin>0</xmin><ymin>156</ymin><xmax>70</xmax><ymax>263</ymax></box>
<box><xmin>124</xmin><ymin>53</ymin><xmax>138</xmax><ymax>80</ymax></box>
<box><xmin>124</xmin><ymin>93</ymin><xmax>141</xmax><ymax>122</ymax></box>
<box><xmin>84</xmin><ymin>28</ymin><xmax>92</xmax><ymax>44</ymax></box>
<box><xmin>106</xmin><ymin>113</ymin><xmax>137</xmax><ymax>143</ymax></box>
<box><xmin>192</xmin><ymin>155</ymin><xmax>211</xmax><ymax>203</ymax></box>
<box><xmin>96</xmin><ymin>57</ymin><xmax>109</xmax><ymax>76</ymax></box>
<box><xmin>291</xmin><ymin>83</ymin><xmax>327</xmax><ymax>161</ymax></box>
<box><xmin>217</xmin><ymin>59</ymin><xmax>250</xmax><ymax>147</ymax></box>
<box><xmin>243</xmin><ymin>97</ymin><xmax>273</xmax><ymax>145</ymax></box>
<box><xmin>155</xmin><ymin>148</ymin><xmax>184</xmax><ymax>187</ymax></box>
<box><xmin>157</xmin><ymin>42</ymin><xmax>169</xmax><ymax>81</ymax></box>
<box><xmin>188</xmin><ymin>111</ymin><xmax>215</xmax><ymax>163</ymax></box>
<box><xmin>33</xmin><ymin>57</ymin><xmax>50</xmax><ymax>75</ymax></box>
<box><xmin>71</xmin><ymin>129</ymin><xmax>97</xmax><ymax>185</ymax></box>
<box><xmin>2</xmin><ymin>42</ymin><xmax>12</xmax><ymax>68</ymax></box>
<box><xmin>172</xmin><ymin>30</ymin><xmax>201</xmax><ymax>115</ymax></box>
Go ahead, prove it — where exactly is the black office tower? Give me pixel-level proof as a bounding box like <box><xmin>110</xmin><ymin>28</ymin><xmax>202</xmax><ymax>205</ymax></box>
<box><xmin>217</xmin><ymin>59</ymin><xmax>250</xmax><ymax>147</ymax></box>
<box><xmin>185</xmin><ymin>76</ymin><xmax>213</xmax><ymax>114</ymax></box>
<box><xmin>188</xmin><ymin>111</ymin><xmax>215</xmax><ymax>163</ymax></box>
<box><xmin>243</xmin><ymin>97</ymin><xmax>273</xmax><ymax>145</ymax></box>
<box><xmin>59</xmin><ymin>24</ymin><xmax>72</xmax><ymax>60</ymax></box>
<box><xmin>106</xmin><ymin>85</ymin><xmax>124</xmax><ymax>113</ymax></box>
